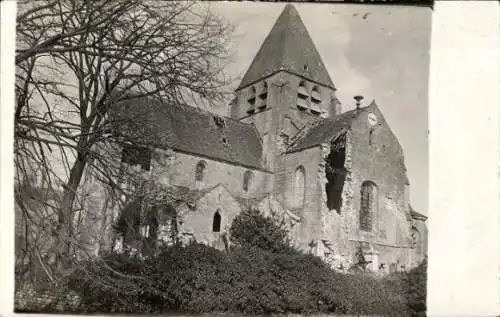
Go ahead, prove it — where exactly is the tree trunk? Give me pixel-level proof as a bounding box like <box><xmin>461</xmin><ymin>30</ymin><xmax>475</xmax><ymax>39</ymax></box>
<box><xmin>57</xmin><ymin>151</ymin><xmax>87</xmax><ymax>268</ymax></box>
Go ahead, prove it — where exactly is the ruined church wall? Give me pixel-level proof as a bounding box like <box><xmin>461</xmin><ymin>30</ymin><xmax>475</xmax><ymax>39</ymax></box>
<box><xmin>150</xmin><ymin>150</ymin><xmax>273</xmax><ymax>199</ymax></box>
<box><xmin>340</xmin><ymin>107</ymin><xmax>413</xmax><ymax>268</ymax></box>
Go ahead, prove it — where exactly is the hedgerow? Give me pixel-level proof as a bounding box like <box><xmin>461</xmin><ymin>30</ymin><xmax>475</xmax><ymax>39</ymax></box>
<box><xmin>66</xmin><ymin>209</ymin><xmax>426</xmax><ymax>316</ymax></box>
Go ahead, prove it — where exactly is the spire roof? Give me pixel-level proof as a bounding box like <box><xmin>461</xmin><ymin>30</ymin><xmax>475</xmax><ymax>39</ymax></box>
<box><xmin>237</xmin><ymin>4</ymin><xmax>335</xmax><ymax>90</ymax></box>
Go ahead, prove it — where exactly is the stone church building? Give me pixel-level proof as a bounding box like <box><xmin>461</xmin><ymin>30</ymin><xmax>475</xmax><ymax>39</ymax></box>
<box><xmin>110</xmin><ymin>4</ymin><xmax>427</xmax><ymax>273</ymax></box>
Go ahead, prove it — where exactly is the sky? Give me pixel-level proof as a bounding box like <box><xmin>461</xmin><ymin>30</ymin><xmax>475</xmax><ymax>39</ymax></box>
<box><xmin>207</xmin><ymin>2</ymin><xmax>431</xmax><ymax>215</ymax></box>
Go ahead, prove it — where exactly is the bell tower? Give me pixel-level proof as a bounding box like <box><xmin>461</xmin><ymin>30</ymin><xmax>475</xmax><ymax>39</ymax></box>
<box><xmin>230</xmin><ymin>4</ymin><xmax>340</xmax><ymax>170</ymax></box>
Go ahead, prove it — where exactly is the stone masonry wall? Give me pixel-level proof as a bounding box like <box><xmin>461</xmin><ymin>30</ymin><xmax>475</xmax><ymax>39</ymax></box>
<box><xmin>338</xmin><ymin>104</ymin><xmax>414</xmax><ymax>269</ymax></box>
<box><xmin>234</xmin><ymin>71</ymin><xmax>336</xmax><ymax>171</ymax></box>
<box><xmin>274</xmin><ymin>146</ymin><xmax>324</xmax><ymax>251</ymax></box>
<box><xmin>165</xmin><ymin>185</ymin><xmax>243</xmax><ymax>251</ymax></box>
<box><xmin>150</xmin><ymin>149</ymin><xmax>273</xmax><ymax>200</ymax></box>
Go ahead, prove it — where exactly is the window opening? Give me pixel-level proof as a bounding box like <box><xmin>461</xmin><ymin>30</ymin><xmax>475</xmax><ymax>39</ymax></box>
<box><xmin>295</xmin><ymin>166</ymin><xmax>306</xmax><ymax>207</ymax></box>
<box><xmin>212</xmin><ymin>210</ymin><xmax>221</xmax><ymax>232</ymax></box>
<box><xmin>297</xmin><ymin>81</ymin><xmax>309</xmax><ymax>111</ymax></box>
<box><xmin>243</xmin><ymin>170</ymin><xmax>253</xmax><ymax>192</ymax></box>
<box><xmin>247</xmin><ymin>86</ymin><xmax>256</xmax><ymax>114</ymax></box>
<box><xmin>360</xmin><ymin>181</ymin><xmax>377</xmax><ymax>231</ymax></box>
<box><xmin>195</xmin><ymin>161</ymin><xmax>207</xmax><ymax>181</ymax></box>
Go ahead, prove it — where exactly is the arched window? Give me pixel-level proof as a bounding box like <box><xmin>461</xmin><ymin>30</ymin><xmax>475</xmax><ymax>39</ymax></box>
<box><xmin>295</xmin><ymin>166</ymin><xmax>306</xmax><ymax>207</ymax></box>
<box><xmin>310</xmin><ymin>86</ymin><xmax>322</xmax><ymax>115</ymax></box>
<box><xmin>368</xmin><ymin>129</ymin><xmax>374</xmax><ymax>145</ymax></box>
<box><xmin>243</xmin><ymin>170</ymin><xmax>253</xmax><ymax>192</ymax></box>
<box><xmin>247</xmin><ymin>86</ymin><xmax>256</xmax><ymax>114</ymax></box>
<box><xmin>360</xmin><ymin>181</ymin><xmax>377</xmax><ymax>231</ymax></box>
<box><xmin>195</xmin><ymin>160</ymin><xmax>207</xmax><ymax>181</ymax></box>
<box><xmin>212</xmin><ymin>210</ymin><xmax>221</xmax><ymax>232</ymax></box>
<box><xmin>297</xmin><ymin>81</ymin><xmax>309</xmax><ymax>111</ymax></box>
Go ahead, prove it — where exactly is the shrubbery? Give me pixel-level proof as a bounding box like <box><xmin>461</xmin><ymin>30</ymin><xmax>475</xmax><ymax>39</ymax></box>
<box><xmin>405</xmin><ymin>257</ymin><xmax>427</xmax><ymax>316</ymax></box>
<box><xmin>229</xmin><ymin>208</ymin><xmax>295</xmax><ymax>254</ymax></box>
<box><xmin>66</xmin><ymin>208</ymin><xmax>426</xmax><ymax>316</ymax></box>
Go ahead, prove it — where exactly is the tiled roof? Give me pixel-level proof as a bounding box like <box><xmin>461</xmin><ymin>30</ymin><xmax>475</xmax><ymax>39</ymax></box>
<box><xmin>237</xmin><ymin>4</ymin><xmax>334</xmax><ymax>90</ymax></box>
<box><xmin>111</xmin><ymin>96</ymin><xmax>265</xmax><ymax>170</ymax></box>
<box><xmin>287</xmin><ymin>109</ymin><xmax>358</xmax><ymax>152</ymax></box>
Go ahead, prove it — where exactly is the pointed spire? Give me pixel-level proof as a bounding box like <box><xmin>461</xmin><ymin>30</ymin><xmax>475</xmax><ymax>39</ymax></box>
<box><xmin>237</xmin><ymin>4</ymin><xmax>335</xmax><ymax>90</ymax></box>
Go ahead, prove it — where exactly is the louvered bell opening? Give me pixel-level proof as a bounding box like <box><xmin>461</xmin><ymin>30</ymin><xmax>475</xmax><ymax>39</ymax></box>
<box><xmin>259</xmin><ymin>88</ymin><xmax>268</xmax><ymax>99</ymax></box>
<box><xmin>258</xmin><ymin>98</ymin><xmax>267</xmax><ymax>110</ymax></box>
<box><xmin>311</xmin><ymin>90</ymin><xmax>322</xmax><ymax>103</ymax></box>
<box><xmin>247</xmin><ymin>87</ymin><xmax>257</xmax><ymax>114</ymax></box>
<box><xmin>297</xmin><ymin>97</ymin><xmax>308</xmax><ymax>111</ymax></box>
<box><xmin>310</xmin><ymin>102</ymin><xmax>321</xmax><ymax>115</ymax></box>
<box><xmin>247</xmin><ymin>96</ymin><xmax>256</xmax><ymax>114</ymax></box>
<box><xmin>246</xmin><ymin>103</ymin><xmax>255</xmax><ymax>114</ymax></box>
<box><xmin>258</xmin><ymin>83</ymin><xmax>268</xmax><ymax>110</ymax></box>
<box><xmin>297</xmin><ymin>86</ymin><xmax>309</xmax><ymax>99</ymax></box>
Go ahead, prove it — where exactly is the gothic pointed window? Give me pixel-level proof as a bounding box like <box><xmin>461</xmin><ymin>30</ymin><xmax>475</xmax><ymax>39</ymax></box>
<box><xmin>310</xmin><ymin>86</ymin><xmax>322</xmax><ymax>115</ymax></box>
<box><xmin>258</xmin><ymin>82</ymin><xmax>268</xmax><ymax>110</ymax></box>
<box><xmin>212</xmin><ymin>210</ymin><xmax>221</xmax><ymax>232</ymax></box>
<box><xmin>247</xmin><ymin>86</ymin><xmax>256</xmax><ymax>114</ymax></box>
<box><xmin>295</xmin><ymin>166</ymin><xmax>306</xmax><ymax>207</ymax></box>
<box><xmin>297</xmin><ymin>81</ymin><xmax>309</xmax><ymax>111</ymax></box>
<box><xmin>243</xmin><ymin>170</ymin><xmax>253</xmax><ymax>192</ymax></box>
<box><xmin>360</xmin><ymin>181</ymin><xmax>377</xmax><ymax>232</ymax></box>
<box><xmin>195</xmin><ymin>160</ymin><xmax>207</xmax><ymax>182</ymax></box>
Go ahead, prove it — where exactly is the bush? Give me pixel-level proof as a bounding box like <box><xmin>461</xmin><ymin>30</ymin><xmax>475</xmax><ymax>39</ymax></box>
<box><xmin>67</xmin><ymin>243</ymin><xmax>414</xmax><ymax>315</ymax></box>
<box><xmin>405</xmin><ymin>258</ymin><xmax>427</xmax><ymax>316</ymax></box>
<box><xmin>229</xmin><ymin>208</ymin><xmax>295</xmax><ymax>253</ymax></box>
<box><xmin>66</xmin><ymin>252</ymin><xmax>154</xmax><ymax>313</ymax></box>
<box><xmin>66</xmin><ymin>208</ymin><xmax>424</xmax><ymax>315</ymax></box>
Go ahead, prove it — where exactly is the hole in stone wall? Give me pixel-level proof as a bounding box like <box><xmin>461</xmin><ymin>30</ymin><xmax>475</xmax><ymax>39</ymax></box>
<box><xmin>325</xmin><ymin>140</ymin><xmax>346</xmax><ymax>213</ymax></box>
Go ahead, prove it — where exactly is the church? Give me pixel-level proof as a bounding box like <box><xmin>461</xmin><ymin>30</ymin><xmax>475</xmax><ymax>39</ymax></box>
<box><xmin>111</xmin><ymin>4</ymin><xmax>427</xmax><ymax>273</ymax></box>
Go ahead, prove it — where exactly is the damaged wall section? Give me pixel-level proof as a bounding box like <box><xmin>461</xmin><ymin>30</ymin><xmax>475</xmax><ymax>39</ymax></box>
<box><xmin>325</xmin><ymin>131</ymin><xmax>347</xmax><ymax>214</ymax></box>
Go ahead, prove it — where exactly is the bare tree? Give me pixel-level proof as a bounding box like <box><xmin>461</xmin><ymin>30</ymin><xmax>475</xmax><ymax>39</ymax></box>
<box><xmin>15</xmin><ymin>0</ymin><xmax>232</xmax><ymax>279</ymax></box>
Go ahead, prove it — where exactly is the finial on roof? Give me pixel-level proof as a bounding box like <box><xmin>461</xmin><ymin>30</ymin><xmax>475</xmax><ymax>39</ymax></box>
<box><xmin>369</xmin><ymin>98</ymin><xmax>377</xmax><ymax>107</ymax></box>
<box><xmin>354</xmin><ymin>95</ymin><xmax>364</xmax><ymax>109</ymax></box>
